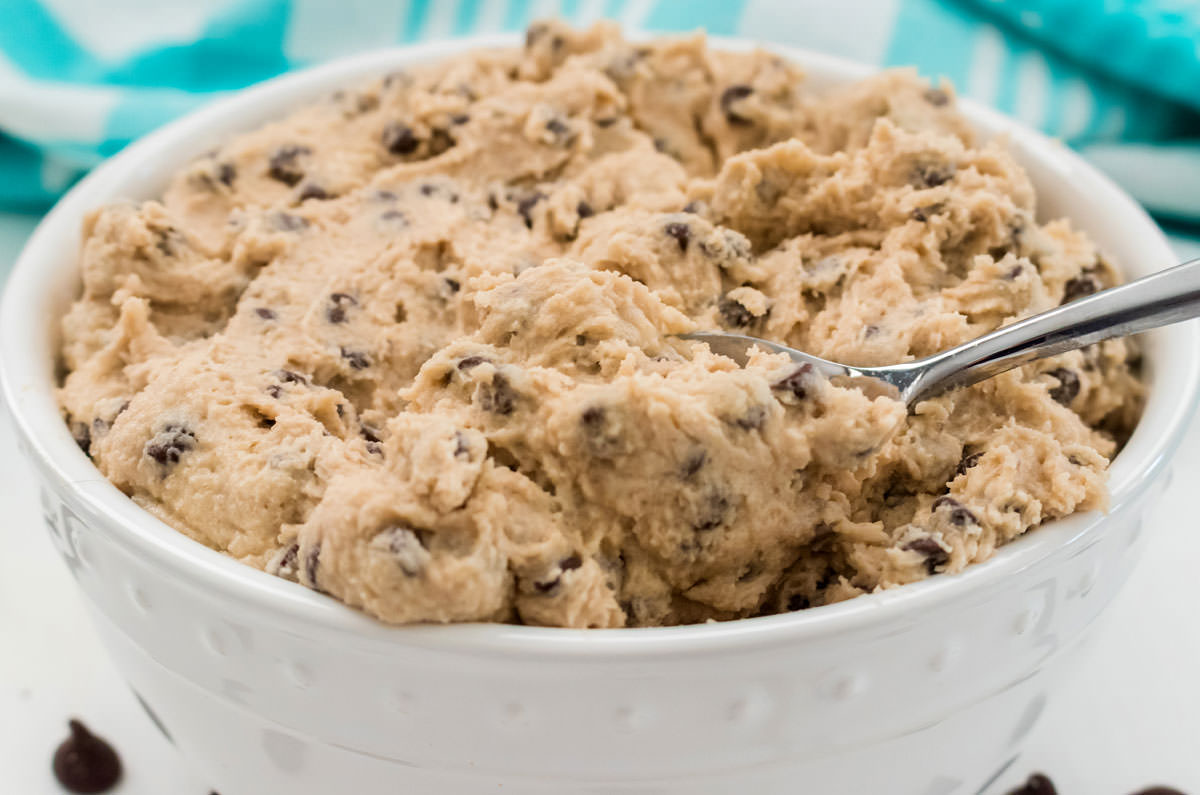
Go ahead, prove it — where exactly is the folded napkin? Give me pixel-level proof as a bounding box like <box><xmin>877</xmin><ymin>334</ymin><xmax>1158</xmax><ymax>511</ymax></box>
<box><xmin>1</xmin><ymin>0</ymin><xmax>1196</xmax><ymax>221</ymax></box>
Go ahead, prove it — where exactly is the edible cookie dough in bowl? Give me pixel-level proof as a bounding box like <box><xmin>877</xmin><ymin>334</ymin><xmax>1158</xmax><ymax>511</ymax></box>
<box><xmin>2</xmin><ymin>22</ymin><xmax>1196</xmax><ymax>795</ymax></box>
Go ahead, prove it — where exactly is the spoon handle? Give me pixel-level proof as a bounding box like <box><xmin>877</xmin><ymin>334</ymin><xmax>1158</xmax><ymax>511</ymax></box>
<box><xmin>905</xmin><ymin>258</ymin><xmax>1200</xmax><ymax>404</ymax></box>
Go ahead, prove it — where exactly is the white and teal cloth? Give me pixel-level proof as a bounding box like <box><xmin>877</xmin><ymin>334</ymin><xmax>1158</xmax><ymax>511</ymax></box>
<box><xmin>2</xmin><ymin>0</ymin><xmax>1198</xmax><ymax>221</ymax></box>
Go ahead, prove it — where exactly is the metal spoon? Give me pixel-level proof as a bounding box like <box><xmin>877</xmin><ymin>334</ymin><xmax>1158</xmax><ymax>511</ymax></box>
<box><xmin>681</xmin><ymin>258</ymin><xmax>1200</xmax><ymax>407</ymax></box>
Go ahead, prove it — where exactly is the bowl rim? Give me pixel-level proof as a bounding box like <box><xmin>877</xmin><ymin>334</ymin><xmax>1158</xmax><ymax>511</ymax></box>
<box><xmin>3</xmin><ymin>32</ymin><xmax>1197</xmax><ymax>658</ymax></box>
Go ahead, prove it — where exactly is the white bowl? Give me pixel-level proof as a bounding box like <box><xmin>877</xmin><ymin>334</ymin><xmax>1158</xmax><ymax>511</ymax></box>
<box><xmin>2</xmin><ymin>34</ymin><xmax>1197</xmax><ymax>795</ymax></box>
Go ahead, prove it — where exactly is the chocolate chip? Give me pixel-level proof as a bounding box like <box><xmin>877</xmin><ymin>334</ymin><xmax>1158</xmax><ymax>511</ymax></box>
<box><xmin>595</xmin><ymin>116</ymin><xmax>618</xmax><ymax>128</ymax></box>
<box><xmin>864</xmin><ymin>325</ymin><xmax>880</xmax><ymax>338</ymax></box>
<box><xmin>516</xmin><ymin>191</ymin><xmax>546</xmax><ymax>229</ymax></box>
<box><xmin>772</xmin><ymin>363</ymin><xmax>815</xmax><ymax>402</ymax></box>
<box><xmin>911</xmin><ymin>162</ymin><xmax>956</xmax><ymax>188</ymax></box>
<box><xmin>533</xmin><ymin>554</ymin><xmax>583</xmax><ymax>595</ymax></box>
<box><xmin>266</xmin><ymin>385</ymin><xmax>282</xmax><ymax>399</ymax></box>
<box><xmin>380</xmin><ymin>209</ymin><xmax>407</xmax><ymax>225</ymax></box>
<box><xmin>1005</xmin><ymin>773</ymin><xmax>1057</xmax><ymax>795</ymax></box>
<box><xmin>681</xmin><ymin>449</ymin><xmax>707</xmax><ymax>478</ymax></box>
<box><xmin>1129</xmin><ymin>788</ymin><xmax>1187</xmax><ymax>795</ymax></box>
<box><xmin>271</xmin><ymin>543</ymin><xmax>299</xmax><ymax>577</ymax></box>
<box><xmin>479</xmin><ymin>372</ymin><xmax>516</xmax><ymax>415</ymax></box>
<box><xmin>932</xmin><ymin>496</ymin><xmax>978</xmax><ymax>527</ymax></box>
<box><xmin>453</xmin><ymin>431</ymin><xmax>471</xmax><ymax>458</ymax></box>
<box><xmin>694</xmin><ymin>491</ymin><xmax>730</xmax><ymax>531</ymax></box>
<box><xmin>902</xmin><ymin>537</ymin><xmax>949</xmax><ymax>574</ymax></box>
<box><xmin>1045</xmin><ymin>368</ymin><xmax>1080</xmax><ymax>405</ymax></box>
<box><xmin>444</xmin><ymin>277</ymin><xmax>461</xmax><ymax>293</ymax></box>
<box><xmin>735</xmin><ymin>405</ymin><xmax>767</xmax><ymax>430</ymax></box>
<box><xmin>664</xmin><ymin>221</ymin><xmax>690</xmax><ymax>252</ymax></box>
<box><xmin>545</xmin><ymin>117</ymin><xmax>574</xmax><ymax>146</ymax></box>
<box><xmin>268</xmin><ymin>145</ymin><xmax>311</xmax><ymax>186</ymax></box>
<box><xmin>216</xmin><ymin>162</ymin><xmax>236</xmax><ymax>187</ymax></box>
<box><xmin>269</xmin><ymin>211</ymin><xmax>308</xmax><ymax>231</ymax></box>
<box><xmin>682</xmin><ymin>200</ymin><xmax>703</xmax><ymax>214</ymax></box>
<box><xmin>144</xmin><ymin>423</ymin><xmax>196</xmax><ymax>467</ymax></box>
<box><xmin>718</xmin><ymin>295</ymin><xmax>754</xmax><ymax>328</ymax></box>
<box><xmin>297</xmin><ymin>182</ymin><xmax>330</xmax><ymax>201</ymax></box>
<box><xmin>374</xmin><ymin>525</ymin><xmax>431</xmax><ymax>577</ymax></box>
<box><xmin>911</xmin><ymin>203</ymin><xmax>942</xmax><ymax>222</ymax></box>
<box><xmin>366</xmin><ymin>441</ymin><xmax>383</xmax><ymax>456</ymax></box>
<box><xmin>382</xmin><ymin>122</ymin><xmax>419</xmax><ymax>155</ymax></box>
<box><xmin>53</xmin><ymin>719</ymin><xmax>122</xmax><ymax>794</ymax></box>
<box><xmin>1061</xmin><ymin>274</ymin><xmax>1099</xmax><ymax>304</ymax></box>
<box><xmin>450</xmin><ymin>113</ymin><xmax>470</xmax><ymax>125</ymax></box>
<box><xmin>956</xmin><ymin>450</ymin><xmax>983</xmax><ymax>476</ymax></box>
<box><xmin>71</xmin><ymin>421</ymin><xmax>91</xmax><ymax>454</ymax></box>
<box><xmin>576</xmin><ymin>200</ymin><xmax>594</xmax><ymax>219</ymax></box>
<box><xmin>1006</xmin><ymin>264</ymin><xmax>1024</xmax><ymax>279</ymax></box>
<box><xmin>326</xmin><ymin>292</ymin><xmax>357</xmax><ymax>324</ymax></box>
<box><xmin>786</xmin><ymin>593</ymin><xmax>810</xmax><ymax>611</ymax></box>
<box><xmin>360</xmin><ymin>424</ymin><xmax>382</xmax><ymax>444</ymax></box>
<box><xmin>304</xmin><ymin>543</ymin><xmax>322</xmax><ymax>591</ymax></box>
<box><xmin>457</xmin><ymin>355</ymin><xmax>488</xmax><ymax>371</ymax></box>
<box><xmin>154</xmin><ymin>227</ymin><xmax>181</xmax><ymax>256</ymax></box>
<box><xmin>923</xmin><ymin>87</ymin><xmax>950</xmax><ymax>106</ymax></box>
<box><xmin>720</xmin><ymin>84</ymin><xmax>755</xmax><ymax>125</ymax></box>
<box><xmin>581</xmin><ymin>405</ymin><xmax>625</xmax><ymax>456</ymax></box>
<box><xmin>274</xmin><ymin>369</ymin><xmax>308</xmax><ymax>385</ymax></box>
<box><xmin>340</xmin><ymin>348</ymin><xmax>371</xmax><ymax>370</ymax></box>
<box><xmin>254</xmin><ymin>307</ymin><xmax>276</xmax><ymax>320</ymax></box>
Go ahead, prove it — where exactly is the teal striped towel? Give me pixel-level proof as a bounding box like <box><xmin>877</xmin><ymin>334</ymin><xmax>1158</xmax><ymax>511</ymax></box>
<box><xmin>2</xmin><ymin>0</ymin><xmax>1197</xmax><ymax>221</ymax></box>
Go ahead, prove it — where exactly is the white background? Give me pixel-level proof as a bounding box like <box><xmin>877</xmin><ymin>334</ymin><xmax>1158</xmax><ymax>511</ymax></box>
<box><xmin>2</xmin><ymin>215</ymin><xmax>1198</xmax><ymax>793</ymax></box>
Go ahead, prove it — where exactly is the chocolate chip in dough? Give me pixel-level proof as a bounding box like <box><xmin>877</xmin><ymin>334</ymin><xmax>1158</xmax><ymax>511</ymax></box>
<box><xmin>694</xmin><ymin>491</ymin><xmax>730</xmax><ymax>531</ymax></box>
<box><xmin>267</xmin><ymin>144</ymin><xmax>311</xmax><ymax>186</ymax></box>
<box><xmin>932</xmin><ymin>495</ymin><xmax>978</xmax><ymax>527</ymax></box>
<box><xmin>902</xmin><ymin>537</ymin><xmax>949</xmax><ymax>574</ymax></box>
<box><xmin>956</xmin><ymin>450</ymin><xmax>983</xmax><ymax>476</ymax></box>
<box><xmin>772</xmin><ymin>363</ymin><xmax>815</xmax><ymax>402</ymax></box>
<box><xmin>911</xmin><ymin>162</ymin><xmax>956</xmax><ymax>188</ymax></box>
<box><xmin>1045</xmin><ymin>368</ymin><xmax>1080</xmax><ymax>405</ymax></box>
<box><xmin>532</xmin><ymin>554</ymin><xmax>583</xmax><ymax>594</ymax></box>
<box><xmin>297</xmin><ymin>182</ymin><xmax>330</xmax><ymax>202</ymax></box>
<box><xmin>71</xmin><ymin>421</ymin><xmax>91</xmax><ymax>454</ymax></box>
<box><xmin>664</xmin><ymin>221</ymin><xmax>691</xmax><ymax>252</ymax></box>
<box><xmin>216</xmin><ymin>162</ymin><xmax>236</xmax><ymax>187</ymax></box>
<box><xmin>517</xmin><ymin>191</ymin><xmax>546</xmax><ymax>229</ymax></box>
<box><xmin>52</xmin><ymin>719</ymin><xmax>122</xmax><ymax>794</ymax></box>
<box><xmin>374</xmin><ymin>525</ymin><xmax>431</xmax><ymax>576</ymax></box>
<box><xmin>144</xmin><ymin>424</ymin><xmax>196</xmax><ymax>467</ymax></box>
<box><xmin>340</xmin><ymin>348</ymin><xmax>371</xmax><ymax>370</ymax></box>
<box><xmin>382</xmin><ymin>122</ymin><xmax>419</xmax><ymax>155</ymax></box>
<box><xmin>1061</xmin><ymin>274</ymin><xmax>1099</xmax><ymax>304</ymax></box>
<box><xmin>326</xmin><ymin>292</ymin><xmax>357</xmax><ymax>324</ymax></box>
<box><xmin>718</xmin><ymin>294</ymin><xmax>755</xmax><ymax>328</ymax></box>
<box><xmin>479</xmin><ymin>373</ymin><xmax>517</xmax><ymax>415</ymax></box>
<box><xmin>720</xmin><ymin>84</ymin><xmax>755</xmax><ymax>125</ymax></box>
<box><xmin>681</xmin><ymin>449</ymin><xmax>707</xmax><ymax>478</ymax></box>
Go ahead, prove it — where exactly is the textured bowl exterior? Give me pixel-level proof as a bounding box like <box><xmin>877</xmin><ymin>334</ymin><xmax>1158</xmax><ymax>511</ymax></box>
<box><xmin>3</xmin><ymin>35</ymin><xmax>1197</xmax><ymax>795</ymax></box>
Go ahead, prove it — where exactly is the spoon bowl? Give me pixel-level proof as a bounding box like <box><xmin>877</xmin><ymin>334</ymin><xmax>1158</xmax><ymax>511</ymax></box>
<box><xmin>683</xmin><ymin>257</ymin><xmax>1200</xmax><ymax>407</ymax></box>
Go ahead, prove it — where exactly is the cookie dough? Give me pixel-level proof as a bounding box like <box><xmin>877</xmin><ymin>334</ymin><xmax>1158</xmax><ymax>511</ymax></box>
<box><xmin>58</xmin><ymin>22</ymin><xmax>1143</xmax><ymax>627</ymax></box>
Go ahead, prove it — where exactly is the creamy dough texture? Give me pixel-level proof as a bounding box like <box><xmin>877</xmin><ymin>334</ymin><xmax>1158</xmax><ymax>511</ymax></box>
<box><xmin>59</xmin><ymin>22</ymin><xmax>1143</xmax><ymax>627</ymax></box>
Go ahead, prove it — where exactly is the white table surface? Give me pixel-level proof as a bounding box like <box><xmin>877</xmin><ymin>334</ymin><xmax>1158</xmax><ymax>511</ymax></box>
<box><xmin>2</xmin><ymin>212</ymin><xmax>1198</xmax><ymax>794</ymax></box>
